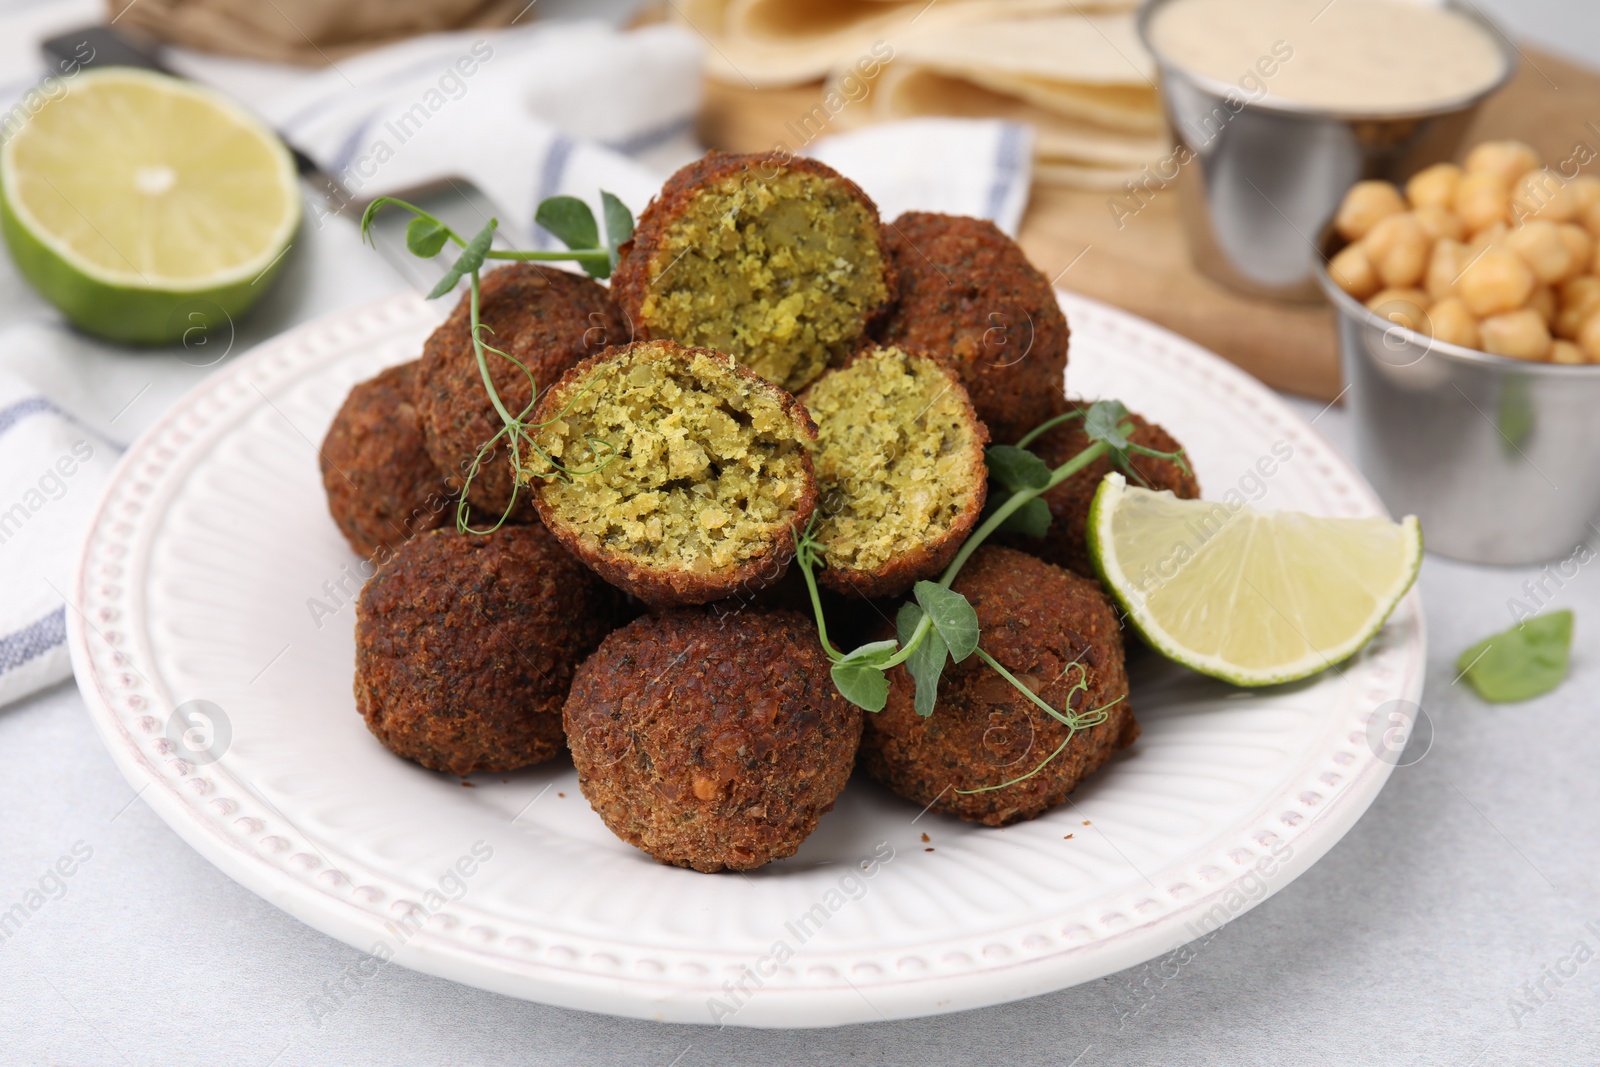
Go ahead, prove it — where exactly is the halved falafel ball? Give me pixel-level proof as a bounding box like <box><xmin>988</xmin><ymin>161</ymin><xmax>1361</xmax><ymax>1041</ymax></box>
<box><xmin>564</xmin><ymin>608</ymin><xmax>862</xmax><ymax>872</ymax></box>
<box><xmin>354</xmin><ymin>525</ymin><xmax>625</xmax><ymax>775</ymax></box>
<box><xmin>611</xmin><ymin>152</ymin><xmax>895</xmax><ymax>392</ymax></box>
<box><xmin>416</xmin><ymin>262</ymin><xmax>630</xmax><ymax>521</ymax></box>
<box><xmin>875</xmin><ymin>212</ymin><xmax>1069</xmax><ymax>444</ymax></box>
<box><xmin>861</xmin><ymin>547</ymin><xmax>1136</xmax><ymax>826</ymax></box>
<box><xmin>320</xmin><ymin>361</ymin><xmax>453</xmax><ymax>561</ymax></box>
<box><xmin>521</xmin><ymin>339</ymin><xmax>819</xmax><ymax>607</ymax></box>
<box><xmin>1002</xmin><ymin>399</ymin><xmax>1199</xmax><ymax>578</ymax></box>
<box><xmin>800</xmin><ymin>344</ymin><xmax>988</xmax><ymax>598</ymax></box>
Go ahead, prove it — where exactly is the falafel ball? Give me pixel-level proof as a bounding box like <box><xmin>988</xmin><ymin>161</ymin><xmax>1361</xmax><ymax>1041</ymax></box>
<box><xmin>800</xmin><ymin>344</ymin><xmax>988</xmax><ymax>598</ymax></box>
<box><xmin>564</xmin><ymin>608</ymin><xmax>861</xmax><ymax>872</ymax></box>
<box><xmin>415</xmin><ymin>262</ymin><xmax>629</xmax><ymax>521</ymax></box>
<box><xmin>610</xmin><ymin>151</ymin><xmax>895</xmax><ymax>392</ymax></box>
<box><xmin>354</xmin><ymin>525</ymin><xmax>625</xmax><ymax>775</ymax></box>
<box><xmin>1001</xmin><ymin>399</ymin><xmax>1199</xmax><ymax>578</ymax></box>
<box><xmin>861</xmin><ymin>547</ymin><xmax>1136</xmax><ymax>826</ymax></box>
<box><xmin>521</xmin><ymin>339</ymin><xmax>819</xmax><ymax>607</ymax></box>
<box><xmin>320</xmin><ymin>361</ymin><xmax>453</xmax><ymax>561</ymax></box>
<box><xmin>875</xmin><ymin>212</ymin><xmax>1069</xmax><ymax>444</ymax></box>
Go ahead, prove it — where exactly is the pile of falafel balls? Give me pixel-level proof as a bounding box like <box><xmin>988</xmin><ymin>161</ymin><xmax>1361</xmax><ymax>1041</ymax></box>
<box><xmin>322</xmin><ymin>151</ymin><xmax>1198</xmax><ymax>874</ymax></box>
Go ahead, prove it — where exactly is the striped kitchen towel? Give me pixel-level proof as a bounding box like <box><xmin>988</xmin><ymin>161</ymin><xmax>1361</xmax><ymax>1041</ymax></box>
<box><xmin>0</xmin><ymin>371</ymin><xmax>118</xmax><ymax>708</ymax></box>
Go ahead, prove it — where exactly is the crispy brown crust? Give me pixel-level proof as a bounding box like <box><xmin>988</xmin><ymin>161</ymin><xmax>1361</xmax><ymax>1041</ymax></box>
<box><xmin>354</xmin><ymin>525</ymin><xmax>625</xmax><ymax>775</ymax></box>
<box><xmin>1000</xmin><ymin>399</ymin><xmax>1200</xmax><ymax>578</ymax></box>
<box><xmin>415</xmin><ymin>263</ymin><xmax>630</xmax><ymax>521</ymax></box>
<box><xmin>528</xmin><ymin>340</ymin><xmax>820</xmax><ymax>608</ymax></box>
<box><xmin>610</xmin><ymin>150</ymin><xmax>897</xmax><ymax>377</ymax></box>
<box><xmin>874</xmin><ymin>212</ymin><xmax>1069</xmax><ymax>444</ymax></box>
<box><xmin>564</xmin><ymin>608</ymin><xmax>862</xmax><ymax>872</ymax></box>
<box><xmin>320</xmin><ymin>361</ymin><xmax>454</xmax><ymax>561</ymax></box>
<box><xmin>860</xmin><ymin>547</ymin><xmax>1136</xmax><ymax>826</ymax></box>
<box><xmin>801</xmin><ymin>346</ymin><xmax>990</xmax><ymax>599</ymax></box>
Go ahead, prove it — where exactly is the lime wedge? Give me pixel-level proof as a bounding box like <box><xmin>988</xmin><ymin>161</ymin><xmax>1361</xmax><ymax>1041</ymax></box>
<box><xmin>0</xmin><ymin>68</ymin><xmax>299</xmax><ymax>344</ymax></box>
<box><xmin>1087</xmin><ymin>473</ymin><xmax>1421</xmax><ymax>686</ymax></box>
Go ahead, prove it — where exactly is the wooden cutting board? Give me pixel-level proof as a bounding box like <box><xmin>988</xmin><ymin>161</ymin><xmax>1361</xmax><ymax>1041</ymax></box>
<box><xmin>698</xmin><ymin>46</ymin><xmax>1600</xmax><ymax>402</ymax></box>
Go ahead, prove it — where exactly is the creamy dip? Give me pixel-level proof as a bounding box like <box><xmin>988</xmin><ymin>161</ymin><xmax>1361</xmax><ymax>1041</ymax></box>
<box><xmin>1147</xmin><ymin>0</ymin><xmax>1507</xmax><ymax>113</ymax></box>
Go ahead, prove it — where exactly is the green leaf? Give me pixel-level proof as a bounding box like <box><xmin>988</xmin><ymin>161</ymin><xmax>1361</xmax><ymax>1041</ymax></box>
<box><xmin>831</xmin><ymin>661</ymin><xmax>889</xmax><ymax>712</ymax></box>
<box><xmin>601</xmin><ymin>190</ymin><xmax>634</xmax><ymax>271</ymax></box>
<box><xmin>913</xmin><ymin>581</ymin><xmax>980</xmax><ymax>663</ymax></box>
<box><xmin>1084</xmin><ymin>399</ymin><xmax>1132</xmax><ymax>450</ymax></box>
<box><xmin>986</xmin><ymin>445</ymin><xmax>1052</xmax><ymax>491</ymax></box>
<box><xmin>535</xmin><ymin>196</ymin><xmax>600</xmax><ymax>252</ymax></box>
<box><xmin>837</xmin><ymin>638</ymin><xmax>899</xmax><ymax>668</ymax></box>
<box><xmin>997</xmin><ymin>497</ymin><xmax>1052</xmax><ymax>538</ymax></box>
<box><xmin>1457</xmin><ymin>610</ymin><xmax>1574</xmax><ymax>703</ymax></box>
<box><xmin>405</xmin><ymin>216</ymin><xmax>449</xmax><ymax>258</ymax></box>
<box><xmin>898</xmin><ymin>602</ymin><xmax>949</xmax><ymax>717</ymax></box>
<box><xmin>426</xmin><ymin>219</ymin><xmax>497</xmax><ymax>300</ymax></box>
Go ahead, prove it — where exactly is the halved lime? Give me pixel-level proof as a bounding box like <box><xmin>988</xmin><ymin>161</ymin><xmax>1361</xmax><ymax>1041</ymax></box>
<box><xmin>0</xmin><ymin>68</ymin><xmax>299</xmax><ymax>345</ymax></box>
<box><xmin>1087</xmin><ymin>473</ymin><xmax>1422</xmax><ymax>686</ymax></box>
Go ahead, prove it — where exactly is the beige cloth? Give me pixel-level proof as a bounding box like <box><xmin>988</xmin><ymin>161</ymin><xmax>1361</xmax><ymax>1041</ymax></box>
<box><xmin>105</xmin><ymin>0</ymin><xmax>530</xmax><ymax>65</ymax></box>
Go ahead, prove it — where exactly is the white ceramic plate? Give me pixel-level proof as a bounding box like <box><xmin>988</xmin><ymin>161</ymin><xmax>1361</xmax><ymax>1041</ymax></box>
<box><xmin>69</xmin><ymin>290</ymin><xmax>1424</xmax><ymax>1028</ymax></box>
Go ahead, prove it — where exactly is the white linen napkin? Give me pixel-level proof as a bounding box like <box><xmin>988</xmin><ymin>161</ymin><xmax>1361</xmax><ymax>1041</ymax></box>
<box><xmin>0</xmin><ymin>372</ymin><xmax>118</xmax><ymax>707</ymax></box>
<box><xmin>0</xmin><ymin>8</ymin><xmax>1035</xmax><ymax>710</ymax></box>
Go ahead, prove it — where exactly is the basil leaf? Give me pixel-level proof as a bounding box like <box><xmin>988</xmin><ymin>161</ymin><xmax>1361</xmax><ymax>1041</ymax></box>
<box><xmin>601</xmin><ymin>190</ymin><xmax>634</xmax><ymax>272</ymax></box>
<box><xmin>535</xmin><ymin>195</ymin><xmax>599</xmax><ymax>252</ymax></box>
<box><xmin>898</xmin><ymin>602</ymin><xmax>948</xmax><ymax>718</ymax></box>
<box><xmin>1457</xmin><ymin>610</ymin><xmax>1573</xmax><ymax>703</ymax></box>
<box><xmin>831</xmin><ymin>661</ymin><xmax>889</xmax><ymax>712</ymax></box>
<box><xmin>837</xmin><ymin>638</ymin><xmax>899</xmax><ymax>668</ymax></box>
<box><xmin>986</xmin><ymin>445</ymin><xmax>1052</xmax><ymax>491</ymax></box>
<box><xmin>1084</xmin><ymin>399</ymin><xmax>1132</xmax><ymax>450</ymax></box>
<box><xmin>997</xmin><ymin>497</ymin><xmax>1051</xmax><ymax>538</ymax></box>
<box><xmin>405</xmin><ymin>216</ymin><xmax>449</xmax><ymax>258</ymax></box>
<box><xmin>913</xmin><ymin>581</ymin><xmax>980</xmax><ymax>663</ymax></box>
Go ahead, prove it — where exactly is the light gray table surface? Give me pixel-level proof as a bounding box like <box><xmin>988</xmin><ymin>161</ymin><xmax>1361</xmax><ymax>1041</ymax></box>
<box><xmin>2</xmin><ymin>2</ymin><xmax>1598</xmax><ymax>1063</ymax></box>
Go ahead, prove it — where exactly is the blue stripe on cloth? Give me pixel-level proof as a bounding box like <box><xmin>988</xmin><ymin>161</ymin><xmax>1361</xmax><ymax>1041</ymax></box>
<box><xmin>0</xmin><ymin>607</ymin><xmax>66</xmax><ymax>676</ymax></box>
<box><xmin>985</xmin><ymin>122</ymin><xmax>1027</xmax><ymax>225</ymax></box>
<box><xmin>0</xmin><ymin>396</ymin><xmax>57</xmax><ymax>441</ymax></box>
<box><xmin>530</xmin><ymin>135</ymin><xmax>575</xmax><ymax>250</ymax></box>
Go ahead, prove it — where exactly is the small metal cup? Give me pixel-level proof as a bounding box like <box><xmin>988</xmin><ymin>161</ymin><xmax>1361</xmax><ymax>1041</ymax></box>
<box><xmin>1136</xmin><ymin>0</ymin><xmax>1517</xmax><ymax>303</ymax></box>
<box><xmin>1316</xmin><ymin>231</ymin><xmax>1600</xmax><ymax>566</ymax></box>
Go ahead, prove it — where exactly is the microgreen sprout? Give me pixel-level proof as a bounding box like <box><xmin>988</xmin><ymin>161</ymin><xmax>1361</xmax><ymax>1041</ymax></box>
<box><xmin>360</xmin><ymin>193</ymin><xmax>634</xmax><ymax>531</ymax></box>
<box><xmin>793</xmin><ymin>398</ymin><xmax>1189</xmax><ymax>792</ymax></box>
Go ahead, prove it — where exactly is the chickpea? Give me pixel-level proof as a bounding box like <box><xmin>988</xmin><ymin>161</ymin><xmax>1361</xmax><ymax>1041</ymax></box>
<box><xmin>1468</xmin><ymin>221</ymin><xmax>1509</xmax><ymax>253</ymax></box>
<box><xmin>1464</xmin><ymin>140</ymin><xmax>1541</xmax><ymax>186</ymax></box>
<box><xmin>1365</xmin><ymin>288</ymin><xmax>1430</xmax><ymax>333</ymax></box>
<box><xmin>1557</xmin><ymin>275</ymin><xmax>1600</xmax><ymax>339</ymax></box>
<box><xmin>1413</xmin><ymin>205</ymin><xmax>1465</xmax><ymax>243</ymax></box>
<box><xmin>1335</xmin><ymin>180</ymin><xmax>1406</xmax><ymax>241</ymax></box>
<box><xmin>1573</xmin><ymin>176</ymin><xmax>1600</xmax><ymax>214</ymax></box>
<box><xmin>1328</xmin><ymin>242</ymin><xmax>1379</xmax><ymax>299</ymax></box>
<box><xmin>1454</xmin><ymin>172</ymin><xmax>1511</xmax><ymax>233</ymax></box>
<box><xmin>1362</xmin><ymin>213</ymin><xmax>1431</xmax><ymax>288</ymax></box>
<box><xmin>1505</xmin><ymin>220</ymin><xmax>1575</xmax><ymax>284</ymax></box>
<box><xmin>1457</xmin><ymin>247</ymin><xmax>1536</xmax><ymax>317</ymax></box>
<box><xmin>1425</xmin><ymin>239</ymin><xmax>1468</xmax><ymax>300</ymax></box>
<box><xmin>1580</xmin><ymin>310</ymin><xmax>1600</xmax><ymax>361</ymax></box>
<box><xmin>1558</xmin><ymin>224</ymin><xmax>1594</xmax><ymax>282</ymax></box>
<box><xmin>1406</xmin><ymin>163</ymin><xmax>1462</xmax><ymax>210</ymax></box>
<box><xmin>1529</xmin><ymin>285</ymin><xmax>1556</xmax><ymax>326</ymax></box>
<box><xmin>1550</xmin><ymin>340</ymin><xmax>1586</xmax><ymax>365</ymax></box>
<box><xmin>1511</xmin><ymin>168</ymin><xmax>1580</xmax><ymax>224</ymax></box>
<box><xmin>1479</xmin><ymin>309</ymin><xmax>1551</xmax><ymax>360</ymax></box>
<box><xmin>1428</xmin><ymin>297</ymin><xmax>1481</xmax><ymax>349</ymax></box>
<box><xmin>1585</xmin><ymin>198</ymin><xmax>1600</xmax><ymax>241</ymax></box>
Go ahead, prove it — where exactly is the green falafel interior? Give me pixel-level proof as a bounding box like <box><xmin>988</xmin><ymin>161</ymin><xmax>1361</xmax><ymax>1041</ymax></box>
<box><xmin>634</xmin><ymin>167</ymin><xmax>891</xmax><ymax>392</ymax></box>
<box><xmin>522</xmin><ymin>341</ymin><xmax>814</xmax><ymax>574</ymax></box>
<box><xmin>806</xmin><ymin>345</ymin><xmax>987</xmax><ymax>577</ymax></box>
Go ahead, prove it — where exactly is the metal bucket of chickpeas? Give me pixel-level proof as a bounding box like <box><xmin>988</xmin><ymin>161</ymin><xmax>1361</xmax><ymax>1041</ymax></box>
<box><xmin>1318</xmin><ymin>140</ymin><xmax>1600</xmax><ymax>565</ymax></box>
